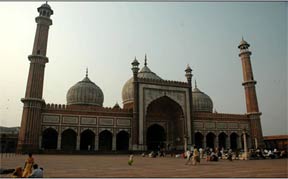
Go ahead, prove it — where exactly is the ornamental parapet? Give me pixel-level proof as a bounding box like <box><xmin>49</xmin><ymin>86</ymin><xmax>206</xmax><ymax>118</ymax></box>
<box><xmin>138</xmin><ymin>78</ymin><xmax>189</xmax><ymax>87</ymax></box>
<box><xmin>194</xmin><ymin>112</ymin><xmax>249</xmax><ymax>121</ymax></box>
<box><xmin>44</xmin><ymin>103</ymin><xmax>132</xmax><ymax>113</ymax></box>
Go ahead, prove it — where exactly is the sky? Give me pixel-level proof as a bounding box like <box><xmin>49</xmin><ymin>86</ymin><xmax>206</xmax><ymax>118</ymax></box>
<box><xmin>0</xmin><ymin>2</ymin><xmax>287</xmax><ymax>136</ymax></box>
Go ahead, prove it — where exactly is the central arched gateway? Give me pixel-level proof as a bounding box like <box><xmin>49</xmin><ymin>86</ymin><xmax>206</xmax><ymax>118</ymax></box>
<box><xmin>145</xmin><ymin>96</ymin><xmax>184</xmax><ymax>150</ymax></box>
<box><xmin>146</xmin><ymin>124</ymin><xmax>166</xmax><ymax>150</ymax></box>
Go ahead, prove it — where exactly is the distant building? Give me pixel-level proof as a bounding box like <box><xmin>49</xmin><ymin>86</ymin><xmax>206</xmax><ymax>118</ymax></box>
<box><xmin>17</xmin><ymin>3</ymin><xmax>264</xmax><ymax>153</ymax></box>
<box><xmin>0</xmin><ymin>126</ymin><xmax>20</xmax><ymax>152</ymax></box>
<box><xmin>264</xmin><ymin>135</ymin><xmax>288</xmax><ymax>150</ymax></box>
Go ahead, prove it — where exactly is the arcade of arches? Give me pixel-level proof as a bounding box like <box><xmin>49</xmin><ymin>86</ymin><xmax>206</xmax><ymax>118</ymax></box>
<box><xmin>41</xmin><ymin>128</ymin><xmax>130</xmax><ymax>151</ymax></box>
<box><xmin>145</xmin><ymin>96</ymin><xmax>185</xmax><ymax>150</ymax></box>
<box><xmin>194</xmin><ymin>132</ymin><xmax>251</xmax><ymax>150</ymax></box>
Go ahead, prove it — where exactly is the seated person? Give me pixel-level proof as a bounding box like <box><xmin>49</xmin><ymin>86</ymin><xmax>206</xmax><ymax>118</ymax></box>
<box><xmin>11</xmin><ymin>167</ymin><xmax>23</xmax><ymax>178</ymax></box>
<box><xmin>28</xmin><ymin>164</ymin><xmax>43</xmax><ymax>178</ymax></box>
<box><xmin>210</xmin><ymin>151</ymin><xmax>218</xmax><ymax>161</ymax></box>
<box><xmin>280</xmin><ymin>150</ymin><xmax>287</xmax><ymax>158</ymax></box>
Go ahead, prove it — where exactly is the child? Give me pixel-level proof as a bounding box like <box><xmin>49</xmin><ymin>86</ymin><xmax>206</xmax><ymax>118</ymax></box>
<box><xmin>128</xmin><ymin>154</ymin><xmax>134</xmax><ymax>166</ymax></box>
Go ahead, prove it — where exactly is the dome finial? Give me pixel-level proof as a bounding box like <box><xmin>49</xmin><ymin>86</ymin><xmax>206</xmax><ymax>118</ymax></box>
<box><xmin>144</xmin><ymin>54</ymin><xmax>147</xmax><ymax>66</ymax></box>
<box><xmin>86</xmin><ymin>67</ymin><xmax>88</xmax><ymax>77</ymax></box>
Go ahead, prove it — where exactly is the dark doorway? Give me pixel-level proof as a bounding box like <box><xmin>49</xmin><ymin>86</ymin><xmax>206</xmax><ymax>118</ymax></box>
<box><xmin>230</xmin><ymin>133</ymin><xmax>238</xmax><ymax>150</ymax></box>
<box><xmin>99</xmin><ymin>130</ymin><xmax>112</xmax><ymax>151</ymax></box>
<box><xmin>218</xmin><ymin>132</ymin><xmax>227</xmax><ymax>149</ymax></box>
<box><xmin>146</xmin><ymin>124</ymin><xmax>166</xmax><ymax>151</ymax></box>
<box><xmin>80</xmin><ymin>130</ymin><xmax>95</xmax><ymax>150</ymax></box>
<box><xmin>42</xmin><ymin>128</ymin><xmax>58</xmax><ymax>149</ymax></box>
<box><xmin>61</xmin><ymin>129</ymin><xmax>77</xmax><ymax>150</ymax></box>
<box><xmin>206</xmin><ymin>132</ymin><xmax>215</xmax><ymax>149</ymax></box>
<box><xmin>116</xmin><ymin>131</ymin><xmax>129</xmax><ymax>151</ymax></box>
<box><xmin>194</xmin><ymin>132</ymin><xmax>204</xmax><ymax>148</ymax></box>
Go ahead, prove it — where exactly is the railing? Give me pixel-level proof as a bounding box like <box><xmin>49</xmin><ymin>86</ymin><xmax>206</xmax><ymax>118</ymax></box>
<box><xmin>0</xmin><ymin>152</ymin><xmax>19</xmax><ymax>158</ymax></box>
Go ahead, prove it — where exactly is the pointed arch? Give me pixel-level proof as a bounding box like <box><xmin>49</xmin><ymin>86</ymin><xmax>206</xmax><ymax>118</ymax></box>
<box><xmin>218</xmin><ymin>132</ymin><xmax>228</xmax><ymax>149</ymax></box>
<box><xmin>230</xmin><ymin>132</ymin><xmax>239</xmax><ymax>150</ymax></box>
<box><xmin>146</xmin><ymin>124</ymin><xmax>166</xmax><ymax>151</ymax></box>
<box><xmin>80</xmin><ymin>129</ymin><xmax>95</xmax><ymax>150</ymax></box>
<box><xmin>61</xmin><ymin>129</ymin><xmax>77</xmax><ymax>151</ymax></box>
<box><xmin>206</xmin><ymin>132</ymin><xmax>216</xmax><ymax>149</ymax></box>
<box><xmin>116</xmin><ymin>131</ymin><xmax>129</xmax><ymax>151</ymax></box>
<box><xmin>42</xmin><ymin>128</ymin><xmax>58</xmax><ymax>149</ymax></box>
<box><xmin>194</xmin><ymin>132</ymin><xmax>204</xmax><ymax>148</ymax></box>
<box><xmin>146</xmin><ymin>96</ymin><xmax>184</xmax><ymax>149</ymax></box>
<box><xmin>99</xmin><ymin>130</ymin><xmax>113</xmax><ymax>151</ymax></box>
<box><xmin>146</xmin><ymin>96</ymin><xmax>184</xmax><ymax>117</ymax></box>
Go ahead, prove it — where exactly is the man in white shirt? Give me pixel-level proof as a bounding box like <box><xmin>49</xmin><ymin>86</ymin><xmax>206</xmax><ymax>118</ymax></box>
<box><xmin>28</xmin><ymin>164</ymin><xmax>43</xmax><ymax>178</ymax></box>
<box><xmin>199</xmin><ymin>148</ymin><xmax>203</xmax><ymax>159</ymax></box>
<box><xmin>185</xmin><ymin>150</ymin><xmax>192</xmax><ymax>165</ymax></box>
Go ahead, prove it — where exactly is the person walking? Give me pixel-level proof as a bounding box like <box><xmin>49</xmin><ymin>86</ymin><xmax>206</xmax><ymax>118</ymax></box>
<box><xmin>185</xmin><ymin>150</ymin><xmax>192</xmax><ymax>165</ymax></box>
<box><xmin>192</xmin><ymin>146</ymin><xmax>200</xmax><ymax>165</ymax></box>
<box><xmin>128</xmin><ymin>154</ymin><xmax>134</xmax><ymax>166</ymax></box>
<box><xmin>199</xmin><ymin>148</ymin><xmax>203</xmax><ymax>159</ymax></box>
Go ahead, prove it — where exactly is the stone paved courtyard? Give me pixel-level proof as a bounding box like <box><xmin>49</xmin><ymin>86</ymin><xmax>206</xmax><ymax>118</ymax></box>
<box><xmin>0</xmin><ymin>154</ymin><xmax>287</xmax><ymax>178</ymax></box>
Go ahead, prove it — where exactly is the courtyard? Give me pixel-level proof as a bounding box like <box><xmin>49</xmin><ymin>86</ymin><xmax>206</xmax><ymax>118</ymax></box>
<box><xmin>0</xmin><ymin>154</ymin><xmax>287</xmax><ymax>178</ymax></box>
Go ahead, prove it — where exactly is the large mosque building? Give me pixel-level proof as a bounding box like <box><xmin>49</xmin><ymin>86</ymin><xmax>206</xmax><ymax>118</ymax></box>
<box><xmin>17</xmin><ymin>3</ymin><xmax>264</xmax><ymax>153</ymax></box>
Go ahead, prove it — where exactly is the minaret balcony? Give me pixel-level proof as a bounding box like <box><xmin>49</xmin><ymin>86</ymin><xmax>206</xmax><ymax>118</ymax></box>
<box><xmin>238</xmin><ymin>49</ymin><xmax>252</xmax><ymax>57</ymax></box>
<box><xmin>242</xmin><ymin>80</ymin><xmax>257</xmax><ymax>86</ymax></box>
<box><xmin>28</xmin><ymin>55</ymin><xmax>49</xmax><ymax>64</ymax></box>
<box><xmin>35</xmin><ymin>16</ymin><xmax>52</xmax><ymax>25</ymax></box>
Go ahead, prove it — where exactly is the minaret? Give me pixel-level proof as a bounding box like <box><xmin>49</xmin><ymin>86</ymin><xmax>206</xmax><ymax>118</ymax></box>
<box><xmin>238</xmin><ymin>38</ymin><xmax>264</xmax><ymax>148</ymax></box>
<box><xmin>131</xmin><ymin>57</ymin><xmax>140</xmax><ymax>150</ymax></box>
<box><xmin>185</xmin><ymin>65</ymin><xmax>193</xmax><ymax>147</ymax></box>
<box><xmin>17</xmin><ymin>2</ymin><xmax>53</xmax><ymax>153</ymax></box>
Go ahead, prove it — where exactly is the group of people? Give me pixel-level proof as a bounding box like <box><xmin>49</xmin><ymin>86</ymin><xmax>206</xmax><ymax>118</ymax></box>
<box><xmin>250</xmin><ymin>148</ymin><xmax>287</xmax><ymax>159</ymax></box>
<box><xmin>11</xmin><ymin>153</ymin><xmax>43</xmax><ymax>178</ymax></box>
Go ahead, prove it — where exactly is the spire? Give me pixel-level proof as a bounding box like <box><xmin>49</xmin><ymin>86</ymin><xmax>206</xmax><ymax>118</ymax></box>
<box><xmin>144</xmin><ymin>54</ymin><xmax>147</xmax><ymax>66</ymax></box>
<box><xmin>195</xmin><ymin>79</ymin><xmax>197</xmax><ymax>88</ymax></box>
<box><xmin>86</xmin><ymin>68</ymin><xmax>88</xmax><ymax>77</ymax></box>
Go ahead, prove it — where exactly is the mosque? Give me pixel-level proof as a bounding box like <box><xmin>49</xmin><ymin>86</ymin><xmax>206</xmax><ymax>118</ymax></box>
<box><xmin>17</xmin><ymin>3</ymin><xmax>264</xmax><ymax>153</ymax></box>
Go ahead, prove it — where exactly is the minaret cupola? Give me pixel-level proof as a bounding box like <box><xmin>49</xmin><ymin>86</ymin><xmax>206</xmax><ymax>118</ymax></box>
<box><xmin>38</xmin><ymin>2</ymin><xmax>54</xmax><ymax>18</ymax></box>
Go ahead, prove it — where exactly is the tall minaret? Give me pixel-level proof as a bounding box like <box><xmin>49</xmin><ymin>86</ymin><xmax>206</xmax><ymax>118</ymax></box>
<box><xmin>238</xmin><ymin>38</ymin><xmax>264</xmax><ymax>148</ymax></box>
<box><xmin>17</xmin><ymin>2</ymin><xmax>53</xmax><ymax>153</ymax></box>
<box><xmin>185</xmin><ymin>65</ymin><xmax>193</xmax><ymax>147</ymax></box>
<box><xmin>131</xmin><ymin>57</ymin><xmax>140</xmax><ymax>150</ymax></box>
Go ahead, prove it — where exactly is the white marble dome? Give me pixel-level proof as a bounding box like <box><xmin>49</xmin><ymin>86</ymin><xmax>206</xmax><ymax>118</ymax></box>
<box><xmin>66</xmin><ymin>74</ymin><xmax>104</xmax><ymax>106</ymax></box>
<box><xmin>192</xmin><ymin>86</ymin><xmax>213</xmax><ymax>113</ymax></box>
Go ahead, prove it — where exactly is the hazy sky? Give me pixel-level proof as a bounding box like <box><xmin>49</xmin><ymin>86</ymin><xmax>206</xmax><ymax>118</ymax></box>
<box><xmin>0</xmin><ymin>2</ymin><xmax>287</xmax><ymax>136</ymax></box>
